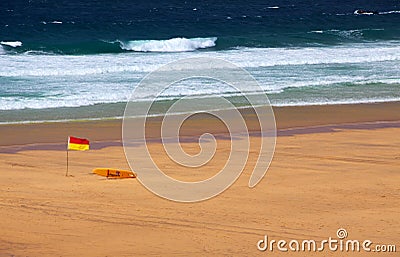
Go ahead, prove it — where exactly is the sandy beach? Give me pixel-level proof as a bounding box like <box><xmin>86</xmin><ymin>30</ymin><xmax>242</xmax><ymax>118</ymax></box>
<box><xmin>1</xmin><ymin>102</ymin><xmax>399</xmax><ymax>256</ymax></box>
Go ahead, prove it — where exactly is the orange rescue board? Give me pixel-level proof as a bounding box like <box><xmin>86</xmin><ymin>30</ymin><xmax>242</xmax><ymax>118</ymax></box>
<box><xmin>93</xmin><ymin>168</ymin><xmax>136</xmax><ymax>179</ymax></box>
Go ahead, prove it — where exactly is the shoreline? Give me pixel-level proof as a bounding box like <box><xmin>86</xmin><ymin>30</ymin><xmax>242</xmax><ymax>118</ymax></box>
<box><xmin>1</xmin><ymin>101</ymin><xmax>400</xmax><ymax>148</ymax></box>
<box><xmin>2</xmin><ymin>100</ymin><xmax>400</xmax><ymax>126</ymax></box>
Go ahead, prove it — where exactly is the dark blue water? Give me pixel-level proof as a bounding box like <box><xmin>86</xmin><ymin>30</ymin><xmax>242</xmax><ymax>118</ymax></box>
<box><xmin>1</xmin><ymin>0</ymin><xmax>400</xmax><ymax>54</ymax></box>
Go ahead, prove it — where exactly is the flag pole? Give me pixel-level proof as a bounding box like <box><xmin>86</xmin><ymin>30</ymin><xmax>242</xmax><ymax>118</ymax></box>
<box><xmin>66</xmin><ymin>149</ymin><xmax>69</xmax><ymax>177</ymax></box>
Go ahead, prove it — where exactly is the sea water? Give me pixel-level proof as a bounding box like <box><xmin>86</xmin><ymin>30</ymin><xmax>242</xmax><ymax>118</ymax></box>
<box><xmin>0</xmin><ymin>0</ymin><xmax>399</xmax><ymax>123</ymax></box>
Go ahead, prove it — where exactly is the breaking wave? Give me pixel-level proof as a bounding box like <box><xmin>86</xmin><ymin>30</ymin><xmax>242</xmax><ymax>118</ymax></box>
<box><xmin>0</xmin><ymin>41</ymin><xmax>22</xmax><ymax>47</ymax></box>
<box><xmin>118</xmin><ymin>37</ymin><xmax>217</xmax><ymax>52</ymax></box>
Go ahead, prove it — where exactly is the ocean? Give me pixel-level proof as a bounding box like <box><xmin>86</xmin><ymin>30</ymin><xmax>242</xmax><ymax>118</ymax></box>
<box><xmin>0</xmin><ymin>0</ymin><xmax>399</xmax><ymax>123</ymax></box>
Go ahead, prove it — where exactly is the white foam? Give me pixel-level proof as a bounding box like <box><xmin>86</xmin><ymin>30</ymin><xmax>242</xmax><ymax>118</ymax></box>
<box><xmin>310</xmin><ymin>28</ymin><xmax>384</xmax><ymax>37</ymax></box>
<box><xmin>354</xmin><ymin>10</ymin><xmax>375</xmax><ymax>15</ymax></box>
<box><xmin>119</xmin><ymin>37</ymin><xmax>217</xmax><ymax>52</ymax></box>
<box><xmin>0</xmin><ymin>41</ymin><xmax>399</xmax><ymax>111</ymax></box>
<box><xmin>1</xmin><ymin>41</ymin><xmax>22</xmax><ymax>47</ymax></box>
<box><xmin>319</xmin><ymin>29</ymin><xmax>364</xmax><ymax>39</ymax></box>
<box><xmin>220</xmin><ymin>42</ymin><xmax>400</xmax><ymax>68</ymax></box>
<box><xmin>51</xmin><ymin>21</ymin><xmax>63</xmax><ymax>24</ymax></box>
<box><xmin>353</xmin><ymin>9</ymin><xmax>400</xmax><ymax>15</ymax></box>
<box><xmin>1</xmin><ymin>42</ymin><xmax>399</xmax><ymax>76</ymax></box>
<box><xmin>379</xmin><ymin>10</ymin><xmax>400</xmax><ymax>14</ymax></box>
<box><xmin>267</xmin><ymin>6</ymin><xmax>279</xmax><ymax>9</ymax></box>
<box><xmin>273</xmin><ymin>97</ymin><xmax>400</xmax><ymax>107</ymax></box>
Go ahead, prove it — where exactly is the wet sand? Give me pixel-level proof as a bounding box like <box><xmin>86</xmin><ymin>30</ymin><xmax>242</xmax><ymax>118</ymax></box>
<box><xmin>0</xmin><ymin>103</ymin><xmax>399</xmax><ymax>256</ymax></box>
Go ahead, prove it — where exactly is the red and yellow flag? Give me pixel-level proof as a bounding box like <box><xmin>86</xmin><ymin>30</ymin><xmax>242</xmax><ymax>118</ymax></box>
<box><xmin>68</xmin><ymin>136</ymin><xmax>90</xmax><ymax>151</ymax></box>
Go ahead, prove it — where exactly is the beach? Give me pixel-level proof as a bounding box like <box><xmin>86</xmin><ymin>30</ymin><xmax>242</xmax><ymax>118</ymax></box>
<box><xmin>1</xmin><ymin>102</ymin><xmax>399</xmax><ymax>256</ymax></box>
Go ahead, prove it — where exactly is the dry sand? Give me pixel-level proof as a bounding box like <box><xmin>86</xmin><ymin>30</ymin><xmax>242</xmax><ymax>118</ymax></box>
<box><xmin>0</xmin><ymin>103</ymin><xmax>399</xmax><ymax>256</ymax></box>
